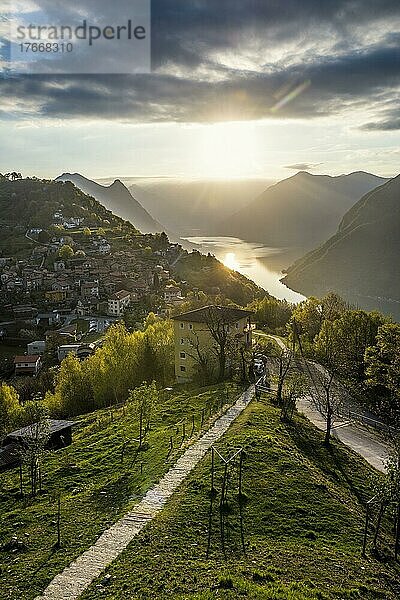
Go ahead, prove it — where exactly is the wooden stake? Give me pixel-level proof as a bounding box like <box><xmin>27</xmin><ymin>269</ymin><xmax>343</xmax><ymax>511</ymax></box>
<box><xmin>362</xmin><ymin>504</ymin><xmax>370</xmax><ymax>557</ymax></box>
<box><xmin>395</xmin><ymin>503</ymin><xmax>400</xmax><ymax>561</ymax></box>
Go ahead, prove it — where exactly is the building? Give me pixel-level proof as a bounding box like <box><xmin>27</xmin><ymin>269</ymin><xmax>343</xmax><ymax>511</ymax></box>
<box><xmin>3</xmin><ymin>420</ymin><xmax>74</xmax><ymax>451</ymax></box>
<box><xmin>57</xmin><ymin>344</ymin><xmax>81</xmax><ymax>362</ymax></box>
<box><xmin>108</xmin><ymin>290</ymin><xmax>131</xmax><ymax>316</ymax></box>
<box><xmin>27</xmin><ymin>340</ymin><xmax>46</xmax><ymax>355</ymax></box>
<box><xmin>164</xmin><ymin>285</ymin><xmax>183</xmax><ymax>303</ymax></box>
<box><xmin>14</xmin><ymin>355</ymin><xmax>42</xmax><ymax>376</ymax></box>
<box><xmin>172</xmin><ymin>305</ymin><xmax>253</xmax><ymax>382</ymax></box>
<box><xmin>45</xmin><ymin>290</ymin><xmax>67</xmax><ymax>303</ymax></box>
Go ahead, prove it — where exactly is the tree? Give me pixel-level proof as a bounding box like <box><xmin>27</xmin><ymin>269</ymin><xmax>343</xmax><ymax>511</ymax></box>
<box><xmin>19</xmin><ymin>400</ymin><xmax>50</xmax><ymax>497</ymax></box>
<box><xmin>292</xmin><ymin>293</ymin><xmax>348</xmax><ymax>345</ymax></box>
<box><xmin>313</xmin><ymin>321</ymin><xmax>344</xmax><ymax>446</ymax></box>
<box><xmin>58</xmin><ymin>244</ymin><xmax>74</xmax><ymax>260</ymax></box>
<box><xmin>0</xmin><ymin>383</ymin><xmax>21</xmax><ymax>438</ymax></box>
<box><xmin>128</xmin><ymin>382</ymin><xmax>157</xmax><ymax>449</ymax></box>
<box><xmin>38</xmin><ymin>230</ymin><xmax>50</xmax><ymax>244</ymax></box>
<box><xmin>200</xmin><ymin>306</ymin><xmax>244</xmax><ymax>381</ymax></box>
<box><xmin>83</xmin><ymin>227</ymin><xmax>92</xmax><ymax>237</ymax></box>
<box><xmin>365</xmin><ymin>323</ymin><xmax>400</xmax><ymax>423</ymax></box>
<box><xmin>46</xmin><ymin>354</ymin><xmax>94</xmax><ymax>417</ymax></box>
<box><xmin>281</xmin><ymin>372</ymin><xmax>307</xmax><ymax>422</ymax></box>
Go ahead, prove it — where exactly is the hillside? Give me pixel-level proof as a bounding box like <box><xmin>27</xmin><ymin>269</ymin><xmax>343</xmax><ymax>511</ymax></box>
<box><xmin>0</xmin><ymin>176</ymin><xmax>265</xmax><ymax>309</ymax></box>
<box><xmin>0</xmin><ymin>384</ymin><xmax>241</xmax><ymax>600</ymax></box>
<box><xmin>125</xmin><ymin>178</ymin><xmax>273</xmax><ymax>237</ymax></box>
<box><xmin>78</xmin><ymin>398</ymin><xmax>399</xmax><ymax>600</ymax></box>
<box><xmin>56</xmin><ymin>173</ymin><xmax>165</xmax><ymax>235</ymax></box>
<box><xmin>282</xmin><ymin>175</ymin><xmax>400</xmax><ymax>319</ymax></box>
<box><xmin>218</xmin><ymin>171</ymin><xmax>388</xmax><ymax>252</ymax></box>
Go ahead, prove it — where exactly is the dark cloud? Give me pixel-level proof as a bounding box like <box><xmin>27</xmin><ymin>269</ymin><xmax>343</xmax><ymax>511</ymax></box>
<box><xmin>1</xmin><ymin>0</ymin><xmax>399</xmax><ymax>126</ymax></box>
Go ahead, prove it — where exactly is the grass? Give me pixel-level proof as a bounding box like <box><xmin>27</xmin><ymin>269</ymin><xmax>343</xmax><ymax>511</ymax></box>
<box><xmin>77</xmin><ymin>397</ymin><xmax>400</xmax><ymax>600</ymax></box>
<box><xmin>0</xmin><ymin>382</ymin><xmax>241</xmax><ymax>600</ymax></box>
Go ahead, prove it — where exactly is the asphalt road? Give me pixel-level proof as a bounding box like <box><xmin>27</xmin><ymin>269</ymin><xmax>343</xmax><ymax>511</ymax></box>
<box><xmin>255</xmin><ymin>332</ymin><xmax>390</xmax><ymax>473</ymax></box>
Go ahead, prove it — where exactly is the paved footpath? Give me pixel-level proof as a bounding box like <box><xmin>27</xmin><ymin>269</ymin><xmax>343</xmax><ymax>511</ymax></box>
<box><xmin>36</xmin><ymin>386</ymin><xmax>255</xmax><ymax>600</ymax></box>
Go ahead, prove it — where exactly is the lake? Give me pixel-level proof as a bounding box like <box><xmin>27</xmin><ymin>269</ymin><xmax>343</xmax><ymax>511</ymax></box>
<box><xmin>184</xmin><ymin>236</ymin><xmax>306</xmax><ymax>303</ymax></box>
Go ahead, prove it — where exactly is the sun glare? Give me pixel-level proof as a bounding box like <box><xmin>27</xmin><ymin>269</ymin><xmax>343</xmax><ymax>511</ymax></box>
<box><xmin>195</xmin><ymin>121</ymin><xmax>259</xmax><ymax>179</ymax></box>
<box><xmin>223</xmin><ymin>252</ymin><xmax>240</xmax><ymax>271</ymax></box>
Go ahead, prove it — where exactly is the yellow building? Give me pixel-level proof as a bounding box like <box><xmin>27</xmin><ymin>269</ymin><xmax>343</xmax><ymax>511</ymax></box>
<box><xmin>45</xmin><ymin>290</ymin><xmax>67</xmax><ymax>302</ymax></box>
<box><xmin>172</xmin><ymin>305</ymin><xmax>253</xmax><ymax>382</ymax></box>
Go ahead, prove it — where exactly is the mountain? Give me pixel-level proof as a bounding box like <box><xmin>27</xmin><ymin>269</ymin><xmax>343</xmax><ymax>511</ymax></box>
<box><xmin>56</xmin><ymin>173</ymin><xmax>165</xmax><ymax>235</ymax></box>
<box><xmin>118</xmin><ymin>178</ymin><xmax>274</xmax><ymax>237</ymax></box>
<box><xmin>282</xmin><ymin>175</ymin><xmax>400</xmax><ymax>319</ymax></box>
<box><xmin>218</xmin><ymin>171</ymin><xmax>388</xmax><ymax>252</ymax></box>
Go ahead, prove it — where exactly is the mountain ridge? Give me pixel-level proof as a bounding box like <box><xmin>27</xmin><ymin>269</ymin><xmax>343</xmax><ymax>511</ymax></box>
<box><xmin>56</xmin><ymin>173</ymin><xmax>166</xmax><ymax>235</ymax></box>
<box><xmin>282</xmin><ymin>174</ymin><xmax>400</xmax><ymax>319</ymax></box>
<box><xmin>217</xmin><ymin>170</ymin><xmax>389</xmax><ymax>252</ymax></box>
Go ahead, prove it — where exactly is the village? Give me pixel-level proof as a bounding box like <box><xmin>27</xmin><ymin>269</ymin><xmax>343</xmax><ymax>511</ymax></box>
<box><xmin>0</xmin><ymin>207</ymin><xmax>187</xmax><ymax>379</ymax></box>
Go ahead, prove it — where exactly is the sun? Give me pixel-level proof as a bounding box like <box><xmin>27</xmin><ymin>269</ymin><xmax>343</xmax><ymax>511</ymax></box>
<box><xmin>194</xmin><ymin>121</ymin><xmax>259</xmax><ymax>179</ymax></box>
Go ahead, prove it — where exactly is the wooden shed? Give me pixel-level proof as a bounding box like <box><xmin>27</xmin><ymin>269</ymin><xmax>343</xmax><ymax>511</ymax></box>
<box><xmin>3</xmin><ymin>420</ymin><xmax>75</xmax><ymax>451</ymax></box>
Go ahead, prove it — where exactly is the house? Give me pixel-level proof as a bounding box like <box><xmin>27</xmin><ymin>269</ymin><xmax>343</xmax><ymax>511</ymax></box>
<box><xmin>27</xmin><ymin>340</ymin><xmax>46</xmax><ymax>355</ymax></box>
<box><xmin>164</xmin><ymin>285</ymin><xmax>183</xmax><ymax>303</ymax></box>
<box><xmin>14</xmin><ymin>355</ymin><xmax>42</xmax><ymax>376</ymax></box>
<box><xmin>171</xmin><ymin>305</ymin><xmax>253</xmax><ymax>382</ymax></box>
<box><xmin>81</xmin><ymin>281</ymin><xmax>99</xmax><ymax>299</ymax></box>
<box><xmin>3</xmin><ymin>420</ymin><xmax>74</xmax><ymax>451</ymax></box>
<box><xmin>57</xmin><ymin>344</ymin><xmax>81</xmax><ymax>362</ymax></box>
<box><xmin>98</xmin><ymin>241</ymin><xmax>111</xmax><ymax>255</ymax></box>
<box><xmin>46</xmin><ymin>290</ymin><xmax>67</xmax><ymax>302</ymax></box>
<box><xmin>108</xmin><ymin>290</ymin><xmax>131</xmax><ymax>316</ymax></box>
<box><xmin>36</xmin><ymin>312</ymin><xmax>61</xmax><ymax>327</ymax></box>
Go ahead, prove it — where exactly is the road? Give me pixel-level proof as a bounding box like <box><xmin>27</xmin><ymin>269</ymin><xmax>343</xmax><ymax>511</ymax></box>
<box><xmin>254</xmin><ymin>332</ymin><xmax>390</xmax><ymax>472</ymax></box>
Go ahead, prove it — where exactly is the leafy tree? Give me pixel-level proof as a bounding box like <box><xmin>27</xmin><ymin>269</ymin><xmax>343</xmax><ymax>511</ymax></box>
<box><xmin>292</xmin><ymin>293</ymin><xmax>348</xmax><ymax>345</ymax></box>
<box><xmin>281</xmin><ymin>372</ymin><xmax>307</xmax><ymax>422</ymax></box>
<box><xmin>46</xmin><ymin>354</ymin><xmax>94</xmax><ymax>417</ymax></box>
<box><xmin>0</xmin><ymin>383</ymin><xmax>22</xmax><ymax>438</ymax></box>
<box><xmin>248</xmin><ymin>296</ymin><xmax>293</xmax><ymax>332</ymax></box>
<box><xmin>58</xmin><ymin>244</ymin><xmax>74</xmax><ymax>260</ymax></box>
<box><xmin>128</xmin><ymin>382</ymin><xmax>158</xmax><ymax>448</ymax></box>
<box><xmin>365</xmin><ymin>323</ymin><xmax>400</xmax><ymax>423</ymax></box>
<box><xmin>313</xmin><ymin>322</ymin><xmax>344</xmax><ymax>446</ymax></box>
<box><xmin>38</xmin><ymin>229</ymin><xmax>50</xmax><ymax>244</ymax></box>
<box><xmin>83</xmin><ymin>227</ymin><xmax>92</xmax><ymax>236</ymax></box>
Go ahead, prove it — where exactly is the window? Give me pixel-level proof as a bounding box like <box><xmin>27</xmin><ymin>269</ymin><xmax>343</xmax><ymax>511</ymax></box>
<box><xmin>180</xmin><ymin>338</ymin><xmax>185</xmax><ymax>345</ymax></box>
<box><xmin>235</xmin><ymin>323</ymin><xmax>239</xmax><ymax>329</ymax></box>
<box><xmin>180</xmin><ymin>365</ymin><xmax>186</xmax><ymax>372</ymax></box>
<box><xmin>189</xmin><ymin>323</ymin><xmax>193</xmax><ymax>330</ymax></box>
<box><xmin>180</xmin><ymin>352</ymin><xmax>186</xmax><ymax>359</ymax></box>
<box><xmin>180</xmin><ymin>322</ymin><xmax>185</xmax><ymax>329</ymax></box>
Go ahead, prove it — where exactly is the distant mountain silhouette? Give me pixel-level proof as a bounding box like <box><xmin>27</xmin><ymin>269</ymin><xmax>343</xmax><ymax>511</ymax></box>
<box><xmin>218</xmin><ymin>171</ymin><xmax>388</xmax><ymax>251</ymax></box>
<box><xmin>282</xmin><ymin>175</ymin><xmax>400</xmax><ymax>319</ymax></box>
<box><xmin>126</xmin><ymin>179</ymin><xmax>274</xmax><ymax>236</ymax></box>
<box><xmin>56</xmin><ymin>173</ymin><xmax>165</xmax><ymax>234</ymax></box>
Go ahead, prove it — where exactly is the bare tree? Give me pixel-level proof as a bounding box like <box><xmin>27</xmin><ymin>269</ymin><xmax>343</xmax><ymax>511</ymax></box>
<box><xmin>19</xmin><ymin>400</ymin><xmax>50</xmax><ymax>497</ymax></box>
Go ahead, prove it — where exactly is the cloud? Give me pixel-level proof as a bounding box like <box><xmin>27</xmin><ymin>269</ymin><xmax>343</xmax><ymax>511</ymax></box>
<box><xmin>1</xmin><ymin>0</ymin><xmax>399</xmax><ymax>126</ymax></box>
<box><xmin>285</xmin><ymin>163</ymin><xmax>322</xmax><ymax>171</ymax></box>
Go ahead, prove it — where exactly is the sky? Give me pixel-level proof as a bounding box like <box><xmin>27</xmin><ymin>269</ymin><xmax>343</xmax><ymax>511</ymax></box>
<box><xmin>0</xmin><ymin>0</ymin><xmax>399</xmax><ymax>180</ymax></box>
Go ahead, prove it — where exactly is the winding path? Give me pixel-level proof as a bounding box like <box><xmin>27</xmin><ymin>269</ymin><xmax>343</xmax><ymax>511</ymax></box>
<box><xmin>35</xmin><ymin>386</ymin><xmax>254</xmax><ymax>600</ymax></box>
<box><xmin>255</xmin><ymin>332</ymin><xmax>389</xmax><ymax>472</ymax></box>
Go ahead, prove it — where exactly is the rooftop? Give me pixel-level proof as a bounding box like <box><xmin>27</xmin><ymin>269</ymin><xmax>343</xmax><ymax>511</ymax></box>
<box><xmin>6</xmin><ymin>419</ymin><xmax>75</xmax><ymax>440</ymax></box>
<box><xmin>111</xmin><ymin>290</ymin><xmax>131</xmax><ymax>300</ymax></box>
<box><xmin>14</xmin><ymin>355</ymin><xmax>41</xmax><ymax>364</ymax></box>
<box><xmin>172</xmin><ymin>305</ymin><xmax>253</xmax><ymax>324</ymax></box>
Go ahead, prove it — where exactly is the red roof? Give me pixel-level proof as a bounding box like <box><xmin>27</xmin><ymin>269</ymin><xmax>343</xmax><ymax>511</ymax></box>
<box><xmin>14</xmin><ymin>355</ymin><xmax>40</xmax><ymax>364</ymax></box>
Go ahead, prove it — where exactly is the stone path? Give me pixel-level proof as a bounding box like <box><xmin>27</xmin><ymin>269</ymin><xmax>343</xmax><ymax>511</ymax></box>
<box><xmin>35</xmin><ymin>386</ymin><xmax>254</xmax><ymax>600</ymax></box>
